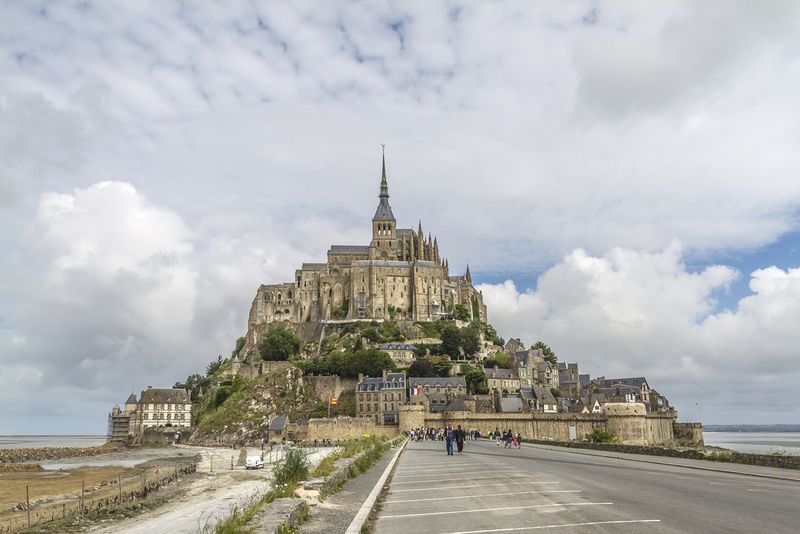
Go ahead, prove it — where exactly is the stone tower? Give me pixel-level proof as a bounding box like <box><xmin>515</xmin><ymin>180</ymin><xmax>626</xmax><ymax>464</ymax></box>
<box><xmin>370</xmin><ymin>146</ymin><xmax>398</xmax><ymax>260</ymax></box>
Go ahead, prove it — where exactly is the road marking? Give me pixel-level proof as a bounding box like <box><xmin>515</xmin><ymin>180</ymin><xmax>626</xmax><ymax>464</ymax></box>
<box><xmin>393</xmin><ymin>470</ymin><xmax>517</xmax><ymax>479</ymax></box>
<box><xmin>381</xmin><ymin>502</ymin><xmax>613</xmax><ymax>519</ymax></box>
<box><xmin>386</xmin><ymin>490</ymin><xmax>581</xmax><ymax>503</ymax></box>
<box><xmin>391</xmin><ymin>481</ymin><xmax>560</xmax><ymax>493</ymax></box>
<box><xmin>437</xmin><ymin>519</ymin><xmax>662</xmax><ymax>533</ymax></box>
<box><xmin>392</xmin><ymin>475</ymin><xmax>536</xmax><ymax>485</ymax></box>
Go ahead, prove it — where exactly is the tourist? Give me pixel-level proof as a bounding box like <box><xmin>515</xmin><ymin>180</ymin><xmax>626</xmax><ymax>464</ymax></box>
<box><xmin>445</xmin><ymin>425</ymin><xmax>455</xmax><ymax>456</ymax></box>
<box><xmin>455</xmin><ymin>425</ymin><xmax>465</xmax><ymax>454</ymax></box>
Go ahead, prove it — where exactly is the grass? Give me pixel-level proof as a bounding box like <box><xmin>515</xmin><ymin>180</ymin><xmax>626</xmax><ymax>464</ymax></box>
<box><xmin>311</xmin><ymin>435</ymin><xmax>384</xmax><ymax>478</ymax></box>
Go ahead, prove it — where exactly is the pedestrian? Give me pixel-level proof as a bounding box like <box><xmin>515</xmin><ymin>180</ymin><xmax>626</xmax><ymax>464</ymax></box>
<box><xmin>455</xmin><ymin>425</ymin><xmax>465</xmax><ymax>454</ymax></box>
<box><xmin>445</xmin><ymin>425</ymin><xmax>455</xmax><ymax>456</ymax></box>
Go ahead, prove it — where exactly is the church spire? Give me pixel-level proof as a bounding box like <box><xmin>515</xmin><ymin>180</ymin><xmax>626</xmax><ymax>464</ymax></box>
<box><xmin>372</xmin><ymin>144</ymin><xmax>395</xmax><ymax>222</ymax></box>
<box><xmin>465</xmin><ymin>264</ymin><xmax>472</xmax><ymax>284</ymax></box>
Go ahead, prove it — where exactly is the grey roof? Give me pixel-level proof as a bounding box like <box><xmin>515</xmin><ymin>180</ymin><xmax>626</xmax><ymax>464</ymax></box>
<box><xmin>499</xmin><ymin>396</ymin><xmax>524</xmax><ymax>413</ymax></box>
<box><xmin>270</xmin><ymin>416</ymin><xmax>288</xmax><ymax>431</ymax></box>
<box><xmin>397</xmin><ymin>228</ymin><xmax>414</xmax><ymax>236</ymax></box>
<box><xmin>329</xmin><ymin>245</ymin><xmax>371</xmax><ymax>255</ymax></box>
<box><xmin>484</xmin><ymin>368</ymin><xmax>516</xmax><ymax>380</ymax></box>
<box><xmin>532</xmin><ymin>386</ymin><xmax>557</xmax><ymax>405</ymax></box>
<box><xmin>445</xmin><ymin>399</ymin><xmax>470</xmax><ymax>412</ymax></box>
<box><xmin>519</xmin><ymin>388</ymin><xmax>535</xmax><ymax>400</ymax></box>
<box><xmin>409</xmin><ymin>377</ymin><xmax>466</xmax><ymax>388</ymax></box>
<box><xmin>378</xmin><ymin>343</ymin><xmax>417</xmax><ymax>350</ymax></box>
<box><xmin>414</xmin><ymin>260</ymin><xmax>438</xmax><ymax>267</ymax></box>
<box><xmin>125</xmin><ymin>393</ymin><xmax>137</xmax><ymax>404</ymax></box>
<box><xmin>358</xmin><ymin>372</ymin><xmax>406</xmax><ymax>391</ymax></box>
<box><xmin>139</xmin><ymin>388</ymin><xmax>190</xmax><ymax>404</ymax></box>
<box><xmin>301</xmin><ymin>263</ymin><xmax>327</xmax><ymax>270</ymax></box>
<box><xmin>373</xmin><ymin>197</ymin><xmax>395</xmax><ymax>221</ymax></box>
<box><xmin>579</xmin><ymin>374</ymin><xmax>591</xmax><ymax>387</ymax></box>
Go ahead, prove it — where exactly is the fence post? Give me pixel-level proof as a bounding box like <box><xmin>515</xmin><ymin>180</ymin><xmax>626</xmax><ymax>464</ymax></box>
<box><xmin>119</xmin><ymin>473</ymin><xmax>122</xmax><ymax>502</ymax></box>
<box><xmin>80</xmin><ymin>480</ymin><xmax>85</xmax><ymax>516</ymax></box>
<box><xmin>26</xmin><ymin>485</ymin><xmax>30</xmax><ymax>527</ymax></box>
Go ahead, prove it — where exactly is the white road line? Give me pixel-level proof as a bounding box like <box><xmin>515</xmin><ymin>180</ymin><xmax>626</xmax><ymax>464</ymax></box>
<box><xmin>437</xmin><ymin>519</ymin><xmax>662</xmax><ymax>533</ymax></box>
<box><xmin>386</xmin><ymin>490</ymin><xmax>581</xmax><ymax>504</ymax></box>
<box><xmin>394</xmin><ymin>470</ymin><xmax>517</xmax><ymax>479</ymax></box>
<box><xmin>381</xmin><ymin>502</ymin><xmax>613</xmax><ymax>519</ymax></box>
<box><xmin>392</xmin><ymin>475</ymin><xmax>534</xmax><ymax>485</ymax></box>
<box><xmin>391</xmin><ymin>481</ymin><xmax>560</xmax><ymax>493</ymax></box>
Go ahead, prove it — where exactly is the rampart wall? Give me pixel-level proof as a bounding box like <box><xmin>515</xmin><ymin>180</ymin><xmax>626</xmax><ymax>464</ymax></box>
<box><xmin>306</xmin><ymin>416</ymin><xmax>400</xmax><ymax>442</ymax></box>
<box><xmin>304</xmin><ymin>375</ymin><xmax>358</xmax><ymax>403</ymax></box>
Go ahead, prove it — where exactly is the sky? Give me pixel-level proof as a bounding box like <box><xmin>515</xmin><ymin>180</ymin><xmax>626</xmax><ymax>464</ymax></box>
<box><xmin>1</xmin><ymin>0</ymin><xmax>799</xmax><ymax>434</ymax></box>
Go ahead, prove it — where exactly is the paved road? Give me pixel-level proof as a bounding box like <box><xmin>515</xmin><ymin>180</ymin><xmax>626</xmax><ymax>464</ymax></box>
<box><xmin>373</xmin><ymin>440</ymin><xmax>800</xmax><ymax>533</ymax></box>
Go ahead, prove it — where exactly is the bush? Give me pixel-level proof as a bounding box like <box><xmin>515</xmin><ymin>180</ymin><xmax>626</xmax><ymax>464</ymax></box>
<box><xmin>259</xmin><ymin>325</ymin><xmax>301</xmax><ymax>361</ymax></box>
<box><xmin>586</xmin><ymin>429</ymin><xmax>618</xmax><ymax>444</ymax></box>
<box><xmin>271</xmin><ymin>448</ymin><xmax>309</xmax><ymax>488</ymax></box>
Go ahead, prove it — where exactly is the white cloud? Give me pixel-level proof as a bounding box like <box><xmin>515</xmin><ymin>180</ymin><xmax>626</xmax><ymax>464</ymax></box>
<box><xmin>478</xmin><ymin>245</ymin><xmax>800</xmax><ymax>424</ymax></box>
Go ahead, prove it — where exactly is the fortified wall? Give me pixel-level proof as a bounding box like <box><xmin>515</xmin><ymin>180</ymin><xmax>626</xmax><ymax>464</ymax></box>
<box><xmin>304</xmin><ymin>375</ymin><xmax>359</xmax><ymax>404</ymax></box>
<box><xmin>306</xmin><ymin>416</ymin><xmax>400</xmax><ymax>442</ymax></box>
<box><xmin>398</xmin><ymin>403</ymin><xmax>677</xmax><ymax>446</ymax></box>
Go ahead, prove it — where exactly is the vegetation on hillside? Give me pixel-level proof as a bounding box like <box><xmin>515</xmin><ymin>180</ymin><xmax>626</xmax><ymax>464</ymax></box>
<box><xmin>259</xmin><ymin>325</ymin><xmax>301</xmax><ymax>361</ymax></box>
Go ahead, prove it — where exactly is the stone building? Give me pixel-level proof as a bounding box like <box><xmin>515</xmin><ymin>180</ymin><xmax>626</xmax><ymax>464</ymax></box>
<box><xmin>244</xmin><ymin>151</ymin><xmax>487</xmax><ymax>350</ymax></box>
<box><xmin>377</xmin><ymin>343</ymin><xmax>417</xmax><ymax>368</ymax></box>
<box><xmin>108</xmin><ymin>387</ymin><xmax>192</xmax><ymax>444</ymax></box>
<box><xmin>356</xmin><ymin>371</ymin><xmax>407</xmax><ymax>424</ymax></box>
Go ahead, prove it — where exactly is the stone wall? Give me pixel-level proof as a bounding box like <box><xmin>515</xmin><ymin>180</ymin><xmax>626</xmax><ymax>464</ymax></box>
<box><xmin>398</xmin><ymin>403</ymin><xmax>677</xmax><ymax>446</ymax></box>
<box><xmin>304</xmin><ymin>375</ymin><xmax>358</xmax><ymax>403</ymax></box>
<box><xmin>306</xmin><ymin>417</ymin><xmax>400</xmax><ymax>442</ymax></box>
<box><xmin>673</xmin><ymin>422</ymin><xmax>704</xmax><ymax>446</ymax></box>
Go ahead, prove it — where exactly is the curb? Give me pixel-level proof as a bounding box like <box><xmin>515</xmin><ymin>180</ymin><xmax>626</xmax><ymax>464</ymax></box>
<box><xmin>344</xmin><ymin>438</ymin><xmax>408</xmax><ymax>534</ymax></box>
<box><xmin>529</xmin><ymin>443</ymin><xmax>800</xmax><ymax>483</ymax></box>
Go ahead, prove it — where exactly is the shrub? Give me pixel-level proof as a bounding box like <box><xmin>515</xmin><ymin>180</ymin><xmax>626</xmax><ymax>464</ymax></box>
<box><xmin>259</xmin><ymin>325</ymin><xmax>301</xmax><ymax>361</ymax></box>
<box><xmin>586</xmin><ymin>429</ymin><xmax>618</xmax><ymax>444</ymax></box>
<box><xmin>271</xmin><ymin>448</ymin><xmax>309</xmax><ymax>489</ymax></box>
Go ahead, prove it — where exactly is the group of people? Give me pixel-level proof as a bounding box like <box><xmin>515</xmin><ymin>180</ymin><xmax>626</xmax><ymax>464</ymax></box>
<box><xmin>407</xmin><ymin>426</ymin><xmax>524</xmax><ymax>454</ymax></box>
<box><xmin>489</xmin><ymin>428</ymin><xmax>522</xmax><ymax>448</ymax></box>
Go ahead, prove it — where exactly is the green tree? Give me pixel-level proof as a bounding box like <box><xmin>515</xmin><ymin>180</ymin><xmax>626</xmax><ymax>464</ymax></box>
<box><xmin>440</xmin><ymin>324</ymin><xmax>462</xmax><ymax>357</ymax></box>
<box><xmin>463</xmin><ymin>366</ymin><xmax>488</xmax><ymax>394</ymax></box>
<box><xmin>361</xmin><ymin>326</ymin><xmax>382</xmax><ymax>343</ymax></box>
<box><xmin>460</xmin><ymin>326</ymin><xmax>481</xmax><ymax>357</ymax></box>
<box><xmin>259</xmin><ymin>326</ymin><xmax>301</xmax><ymax>361</ymax></box>
<box><xmin>431</xmin><ymin>356</ymin><xmax>453</xmax><ymax>377</ymax></box>
<box><xmin>206</xmin><ymin>355</ymin><xmax>224</xmax><ymax>376</ymax></box>
<box><xmin>533</xmin><ymin>341</ymin><xmax>558</xmax><ymax>365</ymax></box>
<box><xmin>550</xmin><ymin>387</ymin><xmax>561</xmax><ymax>398</ymax></box>
<box><xmin>329</xmin><ymin>348</ymin><xmax>394</xmax><ymax>378</ymax></box>
<box><xmin>452</xmin><ymin>304</ymin><xmax>470</xmax><ymax>321</ymax></box>
<box><xmin>408</xmin><ymin>358</ymin><xmax>437</xmax><ymax>377</ymax></box>
<box><xmin>492</xmin><ymin>351</ymin><xmax>511</xmax><ymax>369</ymax></box>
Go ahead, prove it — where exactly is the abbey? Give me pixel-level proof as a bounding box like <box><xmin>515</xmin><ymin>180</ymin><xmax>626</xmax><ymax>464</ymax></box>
<box><xmin>246</xmin><ymin>151</ymin><xmax>487</xmax><ymax>339</ymax></box>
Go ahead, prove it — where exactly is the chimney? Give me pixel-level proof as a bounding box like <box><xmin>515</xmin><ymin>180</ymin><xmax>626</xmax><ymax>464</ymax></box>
<box><xmin>358</xmin><ymin>373</ymin><xmax>364</xmax><ymax>384</ymax></box>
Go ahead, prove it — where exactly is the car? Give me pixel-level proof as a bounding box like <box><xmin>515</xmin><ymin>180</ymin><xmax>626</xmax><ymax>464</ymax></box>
<box><xmin>245</xmin><ymin>456</ymin><xmax>264</xmax><ymax>469</ymax></box>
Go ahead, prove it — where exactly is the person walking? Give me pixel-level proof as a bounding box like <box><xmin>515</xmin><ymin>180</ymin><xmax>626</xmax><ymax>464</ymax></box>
<box><xmin>455</xmin><ymin>424</ymin><xmax>465</xmax><ymax>454</ymax></box>
<box><xmin>445</xmin><ymin>425</ymin><xmax>455</xmax><ymax>456</ymax></box>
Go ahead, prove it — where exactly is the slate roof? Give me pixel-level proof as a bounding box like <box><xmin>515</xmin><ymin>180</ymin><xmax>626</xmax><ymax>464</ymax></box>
<box><xmin>499</xmin><ymin>395</ymin><xmax>524</xmax><ymax>413</ymax></box>
<box><xmin>579</xmin><ymin>374</ymin><xmax>591</xmax><ymax>387</ymax></box>
<box><xmin>484</xmin><ymin>368</ymin><xmax>517</xmax><ymax>380</ymax></box>
<box><xmin>329</xmin><ymin>245</ymin><xmax>371</xmax><ymax>255</ymax></box>
<box><xmin>354</xmin><ymin>260</ymin><xmax>412</xmax><ymax>268</ymax></box>
<box><xmin>408</xmin><ymin>377</ymin><xmax>466</xmax><ymax>388</ymax></box>
<box><xmin>125</xmin><ymin>393</ymin><xmax>137</xmax><ymax>405</ymax></box>
<box><xmin>139</xmin><ymin>388</ymin><xmax>190</xmax><ymax>404</ymax></box>
<box><xmin>358</xmin><ymin>372</ymin><xmax>406</xmax><ymax>392</ymax></box>
<box><xmin>445</xmin><ymin>399</ymin><xmax>470</xmax><ymax>412</ymax></box>
<box><xmin>270</xmin><ymin>416</ymin><xmax>288</xmax><ymax>431</ymax></box>
<box><xmin>397</xmin><ymin>228</ymin><xmax>414</xmax><ymax>236</ymax></box>
<box><xmin>373</xmin><ymin>197</ymin><xmax>395</xmax><ymax>221</ymax></box>
<box><xmin>301</xmin><ymin>263</ymin><xmax>327</xmax><ymax>270</ymax></box>
<box><xmin>532</xmin><ymin>386</ymin><xmax>557</xmax><ymax>405</ymax></box>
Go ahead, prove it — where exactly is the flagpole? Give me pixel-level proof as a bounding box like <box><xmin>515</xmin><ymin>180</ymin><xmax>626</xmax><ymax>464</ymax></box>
<box><xmin>328</xmin><ymin>394</ymin><xmax>331</xmax><ymax>418</ymax></box>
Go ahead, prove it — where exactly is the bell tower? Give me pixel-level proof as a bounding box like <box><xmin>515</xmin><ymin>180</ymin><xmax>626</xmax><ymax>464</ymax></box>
<box><xmin>370</xmin><ymin>145</ymin><xmax>397</xmax><ymax>260</ymax></box>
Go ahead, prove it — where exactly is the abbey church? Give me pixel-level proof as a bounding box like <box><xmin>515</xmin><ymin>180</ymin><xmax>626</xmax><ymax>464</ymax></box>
<box><xmin>246</xmin><ymin>151</ymin><xmax>487</xmax><ymax>342</ymax></box>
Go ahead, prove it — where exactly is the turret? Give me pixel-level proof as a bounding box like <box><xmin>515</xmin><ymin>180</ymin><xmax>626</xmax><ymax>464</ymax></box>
<box><xmin>466</xmin><ymin>264</ymin><xmax>472</xmax><ymax>284</ymax></box>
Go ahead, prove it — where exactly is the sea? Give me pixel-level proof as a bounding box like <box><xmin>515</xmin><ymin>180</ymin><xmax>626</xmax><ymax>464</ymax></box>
<box><xmin>0</xmin><ymin>435</ymin><xmax>107</xmax><ymax>449</ymax></box>
<box><xmin>703</xmin><ymin>432</ymin><xmax>800</xmax><ymax>455</ymax></box>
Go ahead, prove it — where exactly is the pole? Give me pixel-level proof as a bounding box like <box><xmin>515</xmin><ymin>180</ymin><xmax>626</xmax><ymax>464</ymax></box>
<box><xmin>26</xmin><ymin>485</ymin><xmax>30</xmax><ymax>527</ymax></box>
<box><xmin>210</xmin><ymin>455</ymin><xmax>213</xmax><ymax>473</ymax></box>
<box><xmin>118</xmin><ymin>473</ymin><xmax>122</xmax><ymax>502</ymax></box>
<box><xmin>80</xmin><ymin>480</ymin><xmax>84</xmax><ymax>516</ymax></box>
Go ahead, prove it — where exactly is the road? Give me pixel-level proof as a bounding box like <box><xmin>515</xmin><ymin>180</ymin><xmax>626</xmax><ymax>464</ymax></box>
<box><xmin>372</xmin><ymin>439</ymin><xmax>800</xmax><ymax>534</ymax></box>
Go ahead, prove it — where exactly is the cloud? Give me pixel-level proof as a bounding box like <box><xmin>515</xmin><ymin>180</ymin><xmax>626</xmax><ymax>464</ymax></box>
<box><xmin>2</xmin><ymin>1</ymin><xmax>800</xmax><ymax>431</ymax></box>
<box><xmin>478</xmin><ymin>245</ymin><xmax>800</xmax><ymax>423</ymax></box>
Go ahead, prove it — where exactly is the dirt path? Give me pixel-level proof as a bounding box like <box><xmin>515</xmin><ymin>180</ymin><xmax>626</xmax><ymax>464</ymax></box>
<box><xmin>87</xmin><ymin>445</ymin><xmax>332</xmax><ymax>534</ymax></box>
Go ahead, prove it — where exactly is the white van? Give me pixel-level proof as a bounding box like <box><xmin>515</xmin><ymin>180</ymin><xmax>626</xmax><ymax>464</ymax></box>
<box><xmin>245</xmin><ymin>455</ymin><xmax>264</xmax><ymax>469</ymax></box>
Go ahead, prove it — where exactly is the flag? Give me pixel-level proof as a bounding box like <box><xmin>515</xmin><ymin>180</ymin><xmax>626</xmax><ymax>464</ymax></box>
<box><xmin>329</xmin><ymin>397</ymin><xmax>339</xmax><ymax>406</ymax></box>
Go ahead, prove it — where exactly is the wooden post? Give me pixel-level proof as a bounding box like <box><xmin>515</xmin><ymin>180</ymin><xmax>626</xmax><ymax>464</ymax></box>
<box><xmin>118</xmin><ymin>473</ymin><xmax>122</xmax><ymax>502</ymax></box>
<box><xmin>26</xmin><ymin>485</ymin><xmax>30</xmax><ymax>527</ymax></box>
<box><xmin>62</xmin><ymin>503</ymin><xmax>65</xmax><ymax>518</ymax></box>
<box><xmin>230</xmin><ymin>456</ymin><xmax>233</xmax><ymax>470</ymax></box>
<box><xmin>80</xmin><ymin>480</ymin><xmax>84</xmax><ymax>516</ymax></box>
<box><xmin>210</xmin><ymin>455</ymin><xmax>213</xmax><ymax>473</ymax></box>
